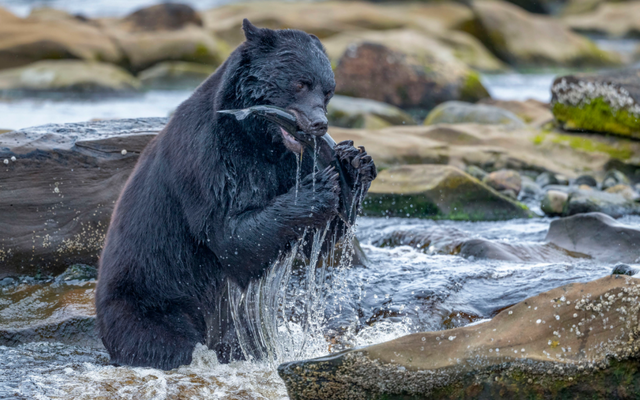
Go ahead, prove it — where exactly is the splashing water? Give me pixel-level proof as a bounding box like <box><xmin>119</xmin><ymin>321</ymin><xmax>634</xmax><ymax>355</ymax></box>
<box><xmin>294</xmin><ymin>149</ymin><xmax>303</xmax><ymax>205</ymax></box>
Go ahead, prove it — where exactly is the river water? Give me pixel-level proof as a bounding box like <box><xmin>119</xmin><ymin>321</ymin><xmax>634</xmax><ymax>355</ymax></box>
<box><xmin>2</xmin><ymin>215</ymin><xmax>639</xmax><ymax>399</ymax></box>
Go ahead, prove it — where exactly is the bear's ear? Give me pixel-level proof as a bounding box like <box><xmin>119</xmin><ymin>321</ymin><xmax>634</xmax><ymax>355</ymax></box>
<box><xmin>242</xmin><ymin>19</ymin><xmax>262</xmax><ymax>42</ymax></box>
<box><xmin>309</xmin><ymin>34</ymin><xmax>325</xmax><ymax>52</ymax></box>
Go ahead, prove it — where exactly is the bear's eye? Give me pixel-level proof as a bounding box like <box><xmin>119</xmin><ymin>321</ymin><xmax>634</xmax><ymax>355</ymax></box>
<box><xmin>295</xmin><ymin>81</ymin><xmax>310</xmax><ymax>92</ymax></box>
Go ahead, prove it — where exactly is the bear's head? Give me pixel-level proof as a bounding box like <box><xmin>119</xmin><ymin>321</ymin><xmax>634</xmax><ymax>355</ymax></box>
<box><xmin>229</xmin><ymin>19</ymin><xmax>336</xmax><ymax>153</ymax></box>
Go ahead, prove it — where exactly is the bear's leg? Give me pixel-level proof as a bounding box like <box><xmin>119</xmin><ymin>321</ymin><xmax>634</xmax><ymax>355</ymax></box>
<box><xmin>98</xmin><ymin>299</ymin><xmax>205</xmax><ymax>370</ymax></box>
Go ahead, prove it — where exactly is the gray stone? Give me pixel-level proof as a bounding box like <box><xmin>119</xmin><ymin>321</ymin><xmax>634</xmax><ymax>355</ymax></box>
<box><xmin>602</xmin><ymin>169</ymin><xmax>631</xmax><ymax>190</ymax></box>
<box><xmin>138</xmin><ymin>61</ymin><xmax>216</xmax><ymax>89</ymax></box>
<box><xmin>541</xmin><ymin>190</ymin><xmax>568</xmax><ymax>216</ymax></box>
<box><xmin>611</xmin><ymin>263</ymin><xmax>638</xmax><ymax>276</ymax></box>
<box><xmin>482</xmin><ymin>169</ymin><xmax>522</xmax><ymax>195</ymax></box>
<box><xmin>0</xmin><ymin>117</ymin><xmax>167</xmax><ymax>278</ymax></box>
<box><xmin>327</xmin><ymin>95</ymin><xmax>416</xmax><ymax>129</ymax></box>
<box><xmin>545</xmin><ymin>212</ymin><xmax>640</xmax><ymax>263</ymax></box>
<box><xmin>424</xmin><ymin>101</ymin><xmax>526</xmax><ymax>128</ymax></box>
<box><xmin>574</xmin><ymin>174</ymin><xmax>597</xmax><ymax>187</ymax></box>
<box><xmin>54</xmin><ymin>264</ymin><xmax>97</xmax><ymax>283</ymax></box>
<box><xmin>565</xmin><ymin>189</ymin><xmax>639</xmax><ymax>218</ymax></box>
<box><xmin>536</xmin><ymin>171</ymin><xmax>560</xmax><ymax>187</ymax></box>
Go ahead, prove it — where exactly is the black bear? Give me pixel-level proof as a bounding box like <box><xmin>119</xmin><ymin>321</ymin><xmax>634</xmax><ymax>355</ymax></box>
<box><xmin>95</xmin><ymin>19</ymin><xmax>376</xmax><ymax>370</ymax></box>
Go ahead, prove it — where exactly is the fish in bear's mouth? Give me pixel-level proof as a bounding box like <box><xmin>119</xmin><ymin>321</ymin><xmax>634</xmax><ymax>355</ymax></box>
<box><xmin>217</xmin><ymin>105</ymin><xmax>318</xmax><ymax>153</ymax></box>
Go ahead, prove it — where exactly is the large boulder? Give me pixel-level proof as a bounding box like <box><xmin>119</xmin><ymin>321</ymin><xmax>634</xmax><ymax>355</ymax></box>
<box><xmin>327</xmin><ymin>95</ymin><xmax>416</xmax><ymax>129</ymax></box>
<box><xmin>551</xmin><ymin>69</ymin><xmax>640</xmax><ymax>139</ymax></box>
<box><xmin>322</xmin><ymin>28</ymin><xmax>506</xmax><ymax>73</ymax></box>
<box><xmin>563</xmin><ymin>2</ymin><xmax>640</xmax><ymax>38</ymax></box>
<box><xmin>468</xmin><ymin>0</ymin><xmax>621</xmax><ymax>67</ymax></box>
<box><xmin>0</xmin><ymin>60</ymin><xmax>140</xmax><ymax>93</ymax></box>
<box><xmin>545</xmin><ymin>212</ymin><xmax>640</xmax><ymax>263</ymax></box>
<box><xmin>0</xmin><ymin>118</ymin><xmax>166</xmax><ymax>278</ymax></box>
<box><xmin>98</xmin><ymin>4</ymin><xmax>227</xmax><ymax>72</ymax></box>
<box><xmin>279</xmin><ymin>275</ymin><xmax>640</xmax><ymax>399</ymax></box>
<box><xmin>334</xmin><ymin>42</ymin><xmax>489</xmax><ymax>114</ymax></box>
<box><xmin>424</xmin><ymin>101</ymin><xmax>526</xmax><ymax>128</ymax></box>
<box><xmin>363</xmin><ymin>164</ymin><xmax>533</xmax><ymax>220</ymax></box>
<box><xmin>0</xmin><ymin>7</ymin><xmax>123</xmax><ymax>70</ymax></box>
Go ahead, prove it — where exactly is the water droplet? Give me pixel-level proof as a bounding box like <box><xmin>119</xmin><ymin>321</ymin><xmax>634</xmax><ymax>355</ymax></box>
<box><xmin>536</xmin><ymin>319</ymin><xmax>542</xmax><ymax>324</ymax></box>
<box><xmin>121</xmin><ymin>149</ymin><xmax>127</xmax><ymax>155</ymax></box>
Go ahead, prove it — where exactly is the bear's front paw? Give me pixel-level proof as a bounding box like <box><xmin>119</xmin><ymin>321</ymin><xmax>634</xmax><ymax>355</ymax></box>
<box><xmin>335</xmin><ymin>140</ymin><xmax>377</xmax><ymax>186</ymax></box>
<box><xmin>298</xmin><ymin>165</ymin><xmax>340</xmax><ymax>224</ymax></box>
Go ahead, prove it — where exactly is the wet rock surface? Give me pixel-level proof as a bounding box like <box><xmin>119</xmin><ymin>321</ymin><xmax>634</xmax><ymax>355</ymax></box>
<box><xmin>551</xmin><ymin>68</ymin><xmax>640</xmax><ymax>139</ymax></box>
<box><xmin>363</xmin><ymin>164</ymin><xmax>533</xmax><ymax>220</ymax></box>
<box><xmin>563</xmin><ymin>2</ymin><xmax>640</xmax><ymax>38</ymax></box>
<box><xmin>0</xmin><ymin>117</ymin><xmax>166</xmax><ymax>278</ymax></box>
<box><xmin>545</xmin><ymin>212</ymin><xmax>640</xmax><ymax>263</ymax></box>
<box><xmin>279</xmin><ymin>275</ymin><xmax>640</xmax><ymax>400</ymax></box>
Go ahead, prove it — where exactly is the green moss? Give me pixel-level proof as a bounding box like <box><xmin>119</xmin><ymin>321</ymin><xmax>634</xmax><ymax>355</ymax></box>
<box><xmin>553</xmin><ymin>98</ymin><xmax>640</xmax><ymax>140</ymax></box>
<box><xmin>533</xmin><ymin>129</ymin><xmax>635</xmax><ymax>160</ymax></box>
<box><xmin>459</xmin><ymin>71</ymin><xmax>490</xmax><ymax>102</ymax></box>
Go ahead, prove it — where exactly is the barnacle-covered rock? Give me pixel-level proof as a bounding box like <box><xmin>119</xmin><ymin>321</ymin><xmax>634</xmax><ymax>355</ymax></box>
<box><xmin>279</xmin><ymin>275</ymin><xmax>640</xmax><ymax>399</ymax></box>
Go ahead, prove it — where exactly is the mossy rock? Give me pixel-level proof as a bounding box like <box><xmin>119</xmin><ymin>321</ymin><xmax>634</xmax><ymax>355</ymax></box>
<box><xmin>279</xmin><ymin>275</ymin><xmax>640</xmax><ymax>400</ymax></box>
<box><xmin>363</xmin><ymin>165</ymin><xmax>533</xmax><ymax>220</ymax></box>
<box><xmin>551</xmin><ymin>71</ymin><xmax>640</xmax><ymax>139</ymax></box>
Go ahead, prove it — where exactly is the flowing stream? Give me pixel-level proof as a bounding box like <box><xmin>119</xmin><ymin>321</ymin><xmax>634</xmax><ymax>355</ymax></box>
<box><xmin>2</xmin><ymin>216</ymin><xmax>639</xmax><ymax>399</ymax></box>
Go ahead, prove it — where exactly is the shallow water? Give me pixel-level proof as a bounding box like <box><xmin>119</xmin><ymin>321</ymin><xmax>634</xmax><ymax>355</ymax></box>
<box><xmin>2</xmin><ymin>216</ymin><xmax>639</xmax><ymax>399</ymax></box>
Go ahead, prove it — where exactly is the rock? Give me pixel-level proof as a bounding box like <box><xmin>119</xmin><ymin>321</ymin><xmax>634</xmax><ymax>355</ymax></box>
<box><xmin>519</xmin><ymin>176</ymin><xmax>542</xmax><ymax>200</ymax></box>
<box><xmin>563</xmin><ymin>2</ymin><xmax>640</xmax><ymax>38</ymax></box>
<box><xmin>279</xmin><ymin>275</ymin><xmax>640</xmax><ymax>399</ymax></box>
<box><xmin>0</xmin><ymin>60</ymin><xmax>140</xmax><ymax>93</ymax></box>
<box><xmin>54</xmin><ymin>264</ymin><xmax>97</xmax><ymax>283</ymax></box>
<box><xmin>120</xmin><ymin>3</ymin><xmax>203</xmax><ymax>32</ymax></box>
<box><xmin>551</xmin><ymin>69</ymin><xmax>640</xmax><ymax>139</ymax></box>
<box><xmin>546</xmin><ymin>212</ymin><xmax>640</xmax><ymax>262</ymax></box>
<box><xmin>27</xmin><ymin>7</ymin><xmax>82</xmax><ymax>22</ymax></box>
<box><xmin>573</xmin><ymin>174</ymin><xmax>597</xmax><ymax>187</ymax></box>
<box><xmin>138</xmin><ymin>61</ymin><xmax>216</xmax><ymax>89</ymax></box>
<box><xmin>565</xmin><ymin>189</ymin><xmax>639</xmax><ymax>217</ymax></box>
<box><xmin>483</xmin><ymin>169</ymin><xmax>522</xmax><ymax>195</ymax></box>
<box><xmin>611</xmin><ymin>263</ymin><xmax>638</xmax><ymax>276</ymax></box>
<box><xmin>327</xmin><ymin>95</ymin><xmax>416</xmax><ymax>129</ymax></box>
<box><xmin>334</xmin><ymin>42</ymin><xmax>489</xmax><ymax>114</ymax></box>
<box><xmin>98</xmin><ymin>7</ymin><xmax>227</xmax><ymax>73</ymax></box>
<box><xmin>0</xmin><ymin>117</ymin><xmax>166</xmax><ymax>278</ymax></box>
<box><xmin>0</xmin><ymin>277</ymin><xmax>15</xmax><ymax>287</ymax></box>
<box><xmin>605</xmin><ymin>184</ymin><xmax>640</xmax><ymax>201</ymax></box>
<box><xmin>541</xmin><ymin>190</ymin><xmax>569</xmax><ymax>216</ymax></box>
<box><xmin>477</xmin><ymin>98</ymin><xmax>553</xmax><ymax>126</ymax></box>
<box><xmin>536</xmin><ymin>171</ymin><xmax>560</xmax><ymax>187</ymax></box>
<box><xmin>322</xmin><ymin>28</ymin><xmax>506</xmax><ymax>73</ymax></box>
<box><xmin>465</xmin><ymin>165</ymin><xmax>488</xmax><ymax>181</ymax></box>
<box><xmin>0</xmin><ymin>6</ymin><xmax>123</xmax><ymax>70</ymax></box>
<box><xmin>468</xmin><ymin>0</ymin><xmax>620</xmax><ymax>67</ymax></box>
<box><xmin>0</xmin><ymin>279</ymin><xmax>99</xmax><ymax>347</ymax></box>
<box><xmin>363</xmin><ymin>164</ymin><xmax>533</xmax><ymax>220</ymax></box>
<box><xmin>602</xmin><ymin>169</ymin><xmax>631</xmax><ymax>190</ymax></box>
<box><xmin>424</xmin><ymin>101</ymin><xmax>526</xmax><ymax>128</ymax></box>
<box><xmin>375</xmin><ymin>226</ymin><xmax>588</xmax><ymax>262</ymax></box>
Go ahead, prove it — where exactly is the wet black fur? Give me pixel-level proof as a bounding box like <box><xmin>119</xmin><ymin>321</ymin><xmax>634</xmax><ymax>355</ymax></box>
<box><xmin>95</xmin><ymin>20</ymin><xmax>375</xmax><ymax>370</ymax></box>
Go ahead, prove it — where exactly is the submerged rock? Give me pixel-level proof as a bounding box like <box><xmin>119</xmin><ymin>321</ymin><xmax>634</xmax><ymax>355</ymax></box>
<box><xmin>424</xmin><ymin>101</ymin><xmax>525</xmax><ymax>128</ymax></box>
<box><xmin>0</xmin><ymin>118</ymin><xmax>166</xmax><ymax>278</ymax></box>
<box><xmin>551</xmin><ymin>69</ymin><xmax>640</xmax><ymax>139</ymax></box>
<box><xmin>545</xmin><ymin>212</ymin><xmax>640</xmax><ymax>263</ymax></box>
<box><xmin>363</xmin><ymin>165</ymin><xmax>533</xmax><ymax>220</ymax></box>
<box><xmin>334</xmin><ymin>42</ymin><xmax>489</xmax><ymax>114</ymax></box>
<box><xmin>375</xmin><ymin>226</ymin><xmax>588</xmax><ymax>262</ymax></box>
<box><xmin>611</xmin><ymin>263</ymin><xmax>638</xmax><ymax>276</ymax></box>
<box><xmin>469</xmin><ymin>0</ymin><xmax>620</xmax><ymax>67</ymax></box>
<box><xmin>0</xmin><ymin>60</ymin><xmax>141</xmax><ymax>93</ymax></box>
<box><xmin>327</xmin><ymin>95</ymin><xmax>415</xmax><ymax>129</ymax></box>
<box><xmin>279</xmin><ymin>275</ymin><xmax>640</xmax><ymax>399</ymax></box>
